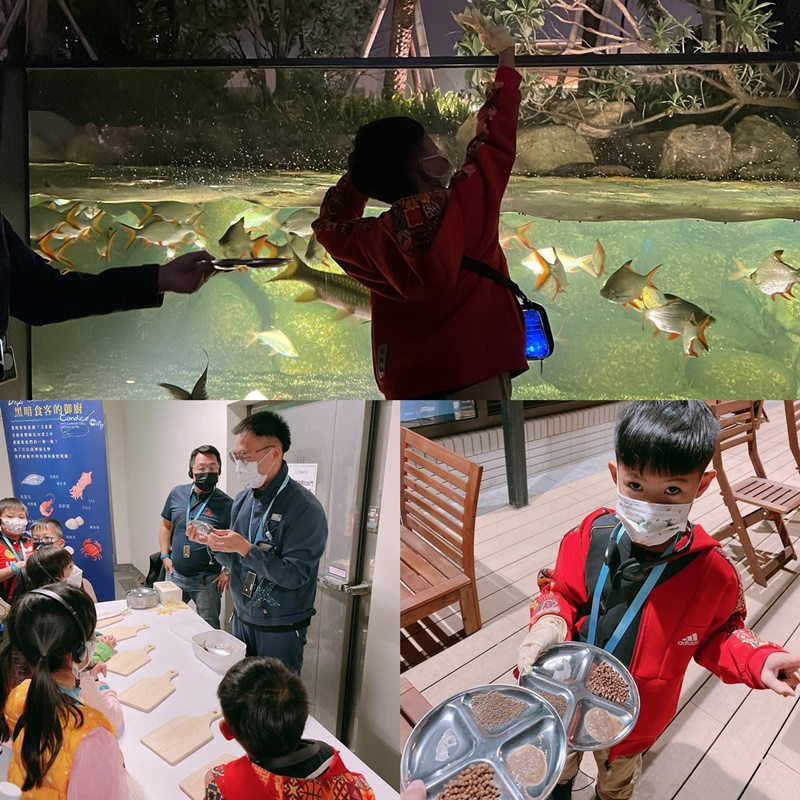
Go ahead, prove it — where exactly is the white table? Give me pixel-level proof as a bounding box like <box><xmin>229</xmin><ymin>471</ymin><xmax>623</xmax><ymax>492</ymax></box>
<box><xmin>96</xmin><ymin>600</ymin><xmax>398</xmax><ymax>800</ymax></box>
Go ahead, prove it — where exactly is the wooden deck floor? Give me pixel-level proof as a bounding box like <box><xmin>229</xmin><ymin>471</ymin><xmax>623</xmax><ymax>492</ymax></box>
<box><xmin>404</xmin><ymin>402</ymin><xmax>800</xmax><ymax>800</ymax></box>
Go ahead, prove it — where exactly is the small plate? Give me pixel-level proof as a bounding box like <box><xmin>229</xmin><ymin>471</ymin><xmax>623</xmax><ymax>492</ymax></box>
<box><xmin>212</xmin><ymin>257</ymin><xmax>291</xmax><ymax>270</ymax></box>
<box><xmin>401</xmin><ymin>684</ymin><xmax>567</xmax><ymax>799</ymax></box>
<box><xmin>519</xmin><ymin>642</ymin><xmax>640</xmax><ymax>752</ymax></box>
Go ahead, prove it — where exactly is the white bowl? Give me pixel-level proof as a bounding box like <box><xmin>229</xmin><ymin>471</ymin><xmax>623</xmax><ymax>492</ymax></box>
<box><xmin>191</xmin><ymin>630</ymin><xmax>247</xmax><ymax>672</ymax></box>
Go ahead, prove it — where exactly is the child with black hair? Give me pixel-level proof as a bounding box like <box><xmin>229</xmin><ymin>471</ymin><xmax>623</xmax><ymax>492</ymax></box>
<box><xmin>515</xmin><ymin>401</ymin><xmax>800</xmax><ymax>800</ymax></box>
<box><xmin>204</xmin><ymin>657</ymin><xmax>376</xmax><ymax>800</ymax></box>
<box><xmin>30</xmin><ymin>518</ymin><xmax>98</xmax><ymax>601</ymax></box>
<box><xmin>0</xmin><ymin>583</ymin><xmax>135</xmax><ymax>798</ymax></box>
<box><xmin>312</xmin><ymin>9</ymin><xmax>526</xmax><ymax>400</ymax></box>
<box><xmin>24</xmin><ymin>545</ymin><xmax>123</xmax><ymax>732</ymax></box>
<box><xmin>0</xmin><ymin>497</ymin><xmax>32</xmax><ymax>604</ymax></box>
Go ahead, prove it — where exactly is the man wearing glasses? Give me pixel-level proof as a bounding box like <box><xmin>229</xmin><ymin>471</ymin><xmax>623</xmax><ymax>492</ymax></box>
<box><xmin>158</xmin><ymin>445</ymin><xmax>233</xmax><ymax>629</ymax></box>
<box><xmin>187</xmin><ymin>410</ymin><xmax>328</xmax><ymax>673</ymax></box>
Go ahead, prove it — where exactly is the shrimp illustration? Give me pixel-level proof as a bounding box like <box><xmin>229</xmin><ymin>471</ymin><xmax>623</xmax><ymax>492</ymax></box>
<box><xmin>69</xmin><ymin>471</ymin><xmax>92</xmax><ymax>500</ymax></box>
<box><xmin>39</xmin><ymin>493</ymin><xmax>55</xmax><ymax>517</ymax></box>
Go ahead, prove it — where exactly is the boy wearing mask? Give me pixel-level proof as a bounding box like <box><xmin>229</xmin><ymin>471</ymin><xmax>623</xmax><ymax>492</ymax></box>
<box><xmin>158</xmin><ymin>445</ymin><xmax>233</xmax><ymax>629</ymax></box>
<box><xmin>30</xmin><ymin>517</ymin><xmax>97</xmax><ymax>601</ymax></box>
<box><xmin>516</xmin><ymin>401</ymin><xmax>800</xmax><ymax>800</ymax></box>
<box><xmin>0</xmin><ymin>497</ymin><xmax>32</xmax><ymax>604</ymax></box>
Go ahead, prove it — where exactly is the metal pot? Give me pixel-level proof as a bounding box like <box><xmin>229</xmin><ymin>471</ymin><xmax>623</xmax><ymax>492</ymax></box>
<box><xmin>126</xmin><ymin>587</ymin><xmax>158</xmax><ymax>609</ymax></box>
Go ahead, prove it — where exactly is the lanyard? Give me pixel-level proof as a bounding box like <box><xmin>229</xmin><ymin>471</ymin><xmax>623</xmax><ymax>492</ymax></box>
<box><xmin>587</xmin><ymin>524</ymin><xmax>676</xmax><ymax>654</ymax></box>
<box><xmin>186</xmin><ymin>489</ymin><xmax>214</xmax><ymax>526</ymax></box>
<box><xmin>1</xmin><ymin>533</ymin><xmax>26</xmax><ymax>563</ymax></box>
<box><xmin>248</xmin><ymin>474</ymin><xmax>290</xmax><ymax>545</ymax></box>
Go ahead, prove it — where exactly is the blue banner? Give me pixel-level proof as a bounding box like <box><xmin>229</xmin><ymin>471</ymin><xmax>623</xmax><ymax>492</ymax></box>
<box><xmin>1</xmin><ymin>401</ymin><xmax>115</xmax><ymax>601</ymax></box>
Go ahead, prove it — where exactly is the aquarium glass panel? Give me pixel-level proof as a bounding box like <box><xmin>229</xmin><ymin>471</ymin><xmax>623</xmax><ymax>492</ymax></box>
<box><xmin>27</xmin><ymin>60</ymin><xmax>800</xmax><ymax>399</ymax></box>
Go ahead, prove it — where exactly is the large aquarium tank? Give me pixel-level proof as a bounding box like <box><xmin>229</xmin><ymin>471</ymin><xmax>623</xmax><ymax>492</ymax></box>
<box><xmin>24</xmin><ymin>46</ymin><xmax>800</xmax><ymax>399</ymax></box>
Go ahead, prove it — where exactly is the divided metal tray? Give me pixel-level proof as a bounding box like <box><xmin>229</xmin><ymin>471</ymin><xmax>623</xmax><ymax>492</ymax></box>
<box><xmin>519</xmin><ymin>641</ymin><xmax>640</xmax><ymax>752</ymax></box>
<box><xmin>401</xmin><ymin>684</ymin><xmax>567</xmax><ymax>800</ymax></box>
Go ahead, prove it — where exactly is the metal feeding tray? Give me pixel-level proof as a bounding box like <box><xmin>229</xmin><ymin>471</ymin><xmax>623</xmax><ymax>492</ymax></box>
<box><xmin>401</xmin><ymin>684</ymin><xmax>567</xmax><ymax>800</ymax></box>
<box><xmin>519</xmin><ymin>642</ymin><xmax>640</xmax><ymax>752</ymax></box>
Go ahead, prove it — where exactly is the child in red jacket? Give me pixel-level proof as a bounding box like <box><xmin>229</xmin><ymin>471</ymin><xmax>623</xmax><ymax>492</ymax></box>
<box><xmin>516</xmin><ymin>401</ymin><xmax>800</xmax><ymax>800</ymax></box>
<box><xmin>204</xmin><ymin>657</ymin><xmax>375</xmax><ymax>800</ymax></box>
<box><xmin>312</xmin><ymin>10</ymin><xmax>527</xmax><ymax>400</ymax></box>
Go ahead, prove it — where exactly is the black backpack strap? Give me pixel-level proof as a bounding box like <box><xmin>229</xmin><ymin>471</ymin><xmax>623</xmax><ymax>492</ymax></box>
<box><xmin>460</xmin><ymin>255</ymin><xmax>531</xmax><ymax>304</ymax></box>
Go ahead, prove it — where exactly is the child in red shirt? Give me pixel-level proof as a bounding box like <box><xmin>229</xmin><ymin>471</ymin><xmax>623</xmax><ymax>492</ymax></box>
<box><xmin>313</xmin><ymin>14</ymin><xmax>526</xmax><ymax>400</ymax></box>
<box><xmin>516</xmin><ymin>401</ymin><xmax>800</xmax><ymax>800</ymax></box>
<box><xmin>0</xmin><ymin>498</ymin><xmax>33</xmax><ymax>604</ymax></box>
<box><xmin>204</xmin><ymin>657</ymin><xmax>375</xmax><ymax>800</ymax></box>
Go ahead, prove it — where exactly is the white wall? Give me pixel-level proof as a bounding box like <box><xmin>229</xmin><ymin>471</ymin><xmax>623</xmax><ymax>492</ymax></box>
<box><xmin>0</xmin><ymin>415</ymin><xmax>12</xmax><ymax>497</ymax></box>
<box><xmin>355</xmin><ymin>402</ymin><xmax>400</xmax><ymax>786</ymax></box>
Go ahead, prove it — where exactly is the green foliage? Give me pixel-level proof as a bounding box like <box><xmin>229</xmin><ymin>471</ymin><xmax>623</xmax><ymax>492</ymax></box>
<box><xmin>724</xmin><ymin>0</ymin><xmax>780</xmax><ymax>51</ymax></box>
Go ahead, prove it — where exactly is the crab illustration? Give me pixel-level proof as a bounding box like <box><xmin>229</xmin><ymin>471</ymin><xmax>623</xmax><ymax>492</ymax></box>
<box><xmin>80</xmin><ymin>539</ymin><xmax>103</xmax><ymax>561</ymax></box>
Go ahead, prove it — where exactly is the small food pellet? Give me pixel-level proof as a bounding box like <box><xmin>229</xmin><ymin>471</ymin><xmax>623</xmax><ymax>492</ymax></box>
<box><xmin>534</xmin><ymin>689</ymin><xmax>568</xmax><ymax>717</ymax></box>
<box><xmin>586</xmin><ymin>661</ymin><xmax>630</xmax><ymax>704</ymax></box>
<box><xmin>470</xmin><ymin>691</ymin><xmax>527</xmax><ymax>731</ymax></box>
<box><xmin>436</xmin><ymin>763</ymin><xmax>501</xmax><ymax>800</ymax></box>
<box><xmin>507</xmin><ymin>744</ymin><xmax>548</xmax><ymax>786</ymax></box>
<box><xmin>584</xmin><ymin>707</ymin><xmax>624</xmax><ymax>743</ymax></box>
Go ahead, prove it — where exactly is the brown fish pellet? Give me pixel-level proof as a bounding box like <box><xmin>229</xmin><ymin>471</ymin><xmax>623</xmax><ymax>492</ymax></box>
<box><xmin>436</xmin><ymin>763</ymin><xmax>501</xmax><ymax>800</ymax></box>
<box><xmin>586</xmin><ymin>661</ymin><xmax>630</xmax><ymax>704</ymax></box>
<box><xmin>470</xmin><ymin>691</ymin><xmax>527</xmax><ymax>731</ymax></box>
<box><xmin>533</xmin><ymin>689</ymin><xmax>568</xmax><ymax>717</ymax></box>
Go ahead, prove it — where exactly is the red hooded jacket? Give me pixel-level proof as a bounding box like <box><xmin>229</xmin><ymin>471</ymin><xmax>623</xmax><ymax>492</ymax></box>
<box><xmin>526</xmin><ymin>507</ymin><xmax>786</xmax><ymax>760</ymax></box>
<box><xmin>312</xmin><ymin>66</ymin><xmax>527</xmax><ymax>399</ymax></box>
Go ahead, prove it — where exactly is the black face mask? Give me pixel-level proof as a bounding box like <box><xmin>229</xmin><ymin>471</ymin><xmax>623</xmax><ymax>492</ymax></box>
<box><xmin>194</xmin><ymin>472</ymin><xmax>219</xmax><ymax>492</ymax></box>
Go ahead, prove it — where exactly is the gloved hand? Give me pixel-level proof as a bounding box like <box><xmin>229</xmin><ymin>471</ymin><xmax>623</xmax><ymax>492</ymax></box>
<box><xmin>452</xmin><ymin>3</ymin><xmax>516</xmax><ymax>54</ymax></box>
<box><xmin>517</xmin><ymin>615</ymin><xmax>567</xmax><ymax>676</ymax></box>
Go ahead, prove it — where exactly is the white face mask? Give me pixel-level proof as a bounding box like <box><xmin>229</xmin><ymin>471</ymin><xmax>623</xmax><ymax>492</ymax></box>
<box><xmin>66</xmin><ymin>565</ymin><xmax>83</xmax><ymax>588</ymax></box>
<box><xmin>235</xmin><ymin>450</ymin><xmax>274</xmax><ymax>490</ymax></box>
<box><xmin>616</xmin><ymin>492</ymin><xmax>692</xmax><ymax>547</ymax></box>
<box><xmin>1</xmin><ymin>517</ymin><xmax>27</xmax><ymax>535</ymax></box>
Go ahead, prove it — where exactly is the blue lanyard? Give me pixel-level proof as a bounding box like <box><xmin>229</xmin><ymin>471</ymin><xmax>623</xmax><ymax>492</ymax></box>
<box><xmin>248</xmin><ymin>474</ymin><xmax>290</xmax><ymax>545</ymax></box>
<box><xmin>186</xmin><ymin>489</ymin><xmax>213</xmax><ymax>526</ymax></box>
<box><xmin>1</xmin><ymin>533</ymin><xmax>26</xmax><ymax>563</ymax></box>
<box><xmin>57</xmin><ymin>684</ymin><xmax>84</xmax><ymax>706</ymax></box>
<box><xmin>587</xmin><ymin>524</ymin><xmax>676</xmax><ymax>654</ymax></box>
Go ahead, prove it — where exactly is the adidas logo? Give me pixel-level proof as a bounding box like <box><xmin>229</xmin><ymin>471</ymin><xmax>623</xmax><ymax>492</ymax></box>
<box><xmin>677</xmin><ymin>633</ymin><xmax>699</xmax><ymax>646</ymax></box>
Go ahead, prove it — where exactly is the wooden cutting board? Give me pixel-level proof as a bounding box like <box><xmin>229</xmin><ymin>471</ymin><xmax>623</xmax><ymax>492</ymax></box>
<box><xmin>179</xmin><ymin>752</ymin><xmax>237</xmax><ymax>800</ymax></box>
<box><xmin>141</xmin><ymin>709</ymin><xmax>223</xmax><ymax>765</ymax></box>
<box><xmin>96</xmin><ymin>610</ymin><xmax>131</xmax><ymax>629</ymax></box>
<box><xmin>98</xmin><ymin>623</ymin><xmax>149</xmax><ymax>642</ymax></box>
<box><xmin>107</xmin><ymin>644</ymin><xmax>155</xmax><ymax>676</ymax></box>
<box><xmin>119</xmin><ymin>669</ymin><xmax>178</xmax><ymax>712</ymax></box>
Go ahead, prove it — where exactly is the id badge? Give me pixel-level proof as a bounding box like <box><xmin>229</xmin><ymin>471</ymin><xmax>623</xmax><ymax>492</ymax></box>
<box><xmin>183</xmin><ymin>545</ymin><xmax>191</xmax><ymax>559</ymax></box>
<box><xmin>242</xmin><ymin>570</ymin><xmax>258</xmax><ymax>598</ymax></box>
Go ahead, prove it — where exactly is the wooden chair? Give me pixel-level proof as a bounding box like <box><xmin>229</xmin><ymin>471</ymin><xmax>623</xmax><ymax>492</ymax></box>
<box><xmin>401</xmin><ymin>676</ymin><xmax>432</xmax><ymax>750</ymax></box>
<box><xmin>710</xmin><ymin>400</ymin><xmax>799</xmax><ymax>587</ymax></box>
<box><xmin>784</xmin><ymin>401</ymin><xmax>800</xmax><ymax>475</ymax></box>
<box><xmin>400</xmin><ymin>427</ymin><xmax>484</xmax><ymax>639</ymax></box>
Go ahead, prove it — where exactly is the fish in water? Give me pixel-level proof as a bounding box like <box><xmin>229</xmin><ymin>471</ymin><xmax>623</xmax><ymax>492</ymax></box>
<box><xmin>499</xmin><ymin>220</ymin><xmax>535</xmax><ymax>251</ymax></box>
<box><xmin>268</xmin><ymin>251</ymin><xmax>371</xmax><ymax>321</ymax></box>
<box><xmin>536</xmin><ymin>240</ymin><xmax>605</xmax><ymax>278</ymax></box>
<box><xmin>601</xmin><ymin>261</ymin><xmax>662</xmax><ymax>306</ymax></box>
<box><xmin>642</xmin><ymin>293</ymin><xmax>715</xmax><ymax>358</ymax></box>
<box><xmin>121</xmin><ymin>219</ymin><xmax>202</xmax><ymax>257</ymax></box>
<box><xmin>522</xmin><ymin>248</ymin><xmax>567</xmax><ymax>300</ymax></box>
<box><xmin>241</xmin><ymin>205</ymin><xmax>319</xmax><ymax>238</ymax></box>
<box><xmin>148</xmin><ymin>201</ymin><xmax>203</xmax><ymax>227</ymax></box>
<box><xmin>218</xmin><ymin>219</ymin><xmax>284</xmax><ymax>261</ymax></box>
<box><xmin>247</xmin><ymin>328</ymin><xmax>300</xmax><ymax>358</ymax></box>
<box><xmin>159</xmin><ymin>350</ymin><xmax>209</xmax><ymax>400</ymax></box>
<box><xmin>731</xmin><ymin>251</ymin><xmax>800</xmax><ymax>301</ymax></box>
<box><xmin>21</xmin><ymin>473</ymin><xmax>45</xmax><ymax>486</ymax></box>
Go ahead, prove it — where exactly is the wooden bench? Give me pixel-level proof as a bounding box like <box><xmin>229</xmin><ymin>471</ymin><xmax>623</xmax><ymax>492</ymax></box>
<box><xmin>400</xmin><ymin>427</ymin><xmax>484</xmax><ymax>639</ymax></box>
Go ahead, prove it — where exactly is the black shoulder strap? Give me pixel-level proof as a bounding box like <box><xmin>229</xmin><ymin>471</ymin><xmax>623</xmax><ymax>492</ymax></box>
<box><xmin>460</xmin><ymin>255</ymin><xmax>531</xmax><ymax>304</ymax></box>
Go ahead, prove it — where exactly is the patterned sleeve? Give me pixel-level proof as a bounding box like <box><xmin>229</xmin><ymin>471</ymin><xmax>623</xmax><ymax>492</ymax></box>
<box><xmin>388</xmin><ymin>190</ymin><xmax>449</xmax><ymax>256</ymax></box>
<box><xmin>203</xmin><ymin>766</ymin><xmax>226</xmax><ymax>800</ymax></box>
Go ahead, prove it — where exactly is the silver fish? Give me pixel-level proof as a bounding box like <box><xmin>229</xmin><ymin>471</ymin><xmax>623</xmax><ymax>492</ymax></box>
<box><xmin>268</xmin><ymin>251</ymin><xmax>371</xmax><ymax>320</ymax></box>
<box><xmin>601</xmin><ymin>261</ymin><xmax>662</xmax><ymax>306</ymax></box>
<box><xmin>751</xmin><ymin>250</ymin><xmax>800</xmax><ymax>300</ymax></box>
<box><xmin>21</xmin><ymin>473</ymin><xmax>45</xmax><ymax>485</ymax></box>
<box><xmin>159</xmin><ymin>350</ymin><xmax>209</xmax><ymax>400</ymax></box>
<box><xmin>642</xmin><ymin>294</ymin><xmax>715</xmax><ymax>358</ymax></box>
<box><xmin>218</xmin><ymin>219</ymin><xmax>276</xmax><ymax>260</ymax></box>
<box><xmin>247</xmin><ymin>328</ymin><xmax>300</xmax><ymax>358</ymax></box>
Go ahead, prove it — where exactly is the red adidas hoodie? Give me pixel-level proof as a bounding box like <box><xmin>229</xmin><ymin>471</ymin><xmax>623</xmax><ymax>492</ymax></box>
<box><xmin>525</xmin><ymin>507</ymin><xmax>786</xmax><ymax>761</ymax></box>
<box><xmin>312</xmin><ymin>66</ymin><xmax>527</xmax><ymax>399</ymax></box>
